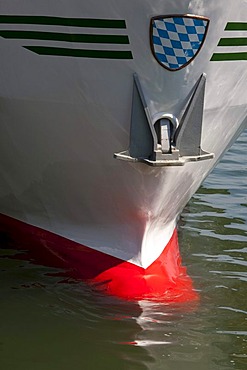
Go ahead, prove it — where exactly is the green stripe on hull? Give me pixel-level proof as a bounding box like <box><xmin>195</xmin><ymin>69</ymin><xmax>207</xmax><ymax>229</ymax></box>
<box><xmin>225</xmin><ymin>22</ymin><xmax>247</xmax><ymax>31</ymax></box>
<box><xmin>24</xmin><ymin>46</ymin><xmax>133</xmax><ymax>59</ymax></box>
<box><xmin>218</xmin><ymin>37</ymin><xmax>247</xmax><ymax>47</ymax></box>
<box><xmin>0</xmin><ymin>30</ymin><xmax>130</xmax><ymax>44</ymax></box>
<box><xmin>0</xmin><ymin>15</ymin><xmax>126</xmax><ymax>29</ymax></box>
<box><xmin>210</xmin><ymin>52</ymin><xmax>247</xmax><ymax>61</ymax></box>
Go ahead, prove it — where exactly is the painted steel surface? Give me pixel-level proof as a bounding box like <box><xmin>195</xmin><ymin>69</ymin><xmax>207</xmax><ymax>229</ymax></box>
<box><xmin>0</xmin><ymin>1</ymin><xmax>247</xmax><ymax>271</ymax></box>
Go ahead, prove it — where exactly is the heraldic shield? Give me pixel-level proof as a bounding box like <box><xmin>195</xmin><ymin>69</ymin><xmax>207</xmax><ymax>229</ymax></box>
<box><xmin>150</xmin><ymin>15</ymin><xmax>209</xmax><ymax>71</ymax></box>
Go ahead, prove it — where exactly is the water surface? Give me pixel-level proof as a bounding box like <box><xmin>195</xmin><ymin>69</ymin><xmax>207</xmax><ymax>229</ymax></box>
<box><xmin>1</xmin><ymin>130</ymin><xmax>246</xmax><ymax>370</ymax></box>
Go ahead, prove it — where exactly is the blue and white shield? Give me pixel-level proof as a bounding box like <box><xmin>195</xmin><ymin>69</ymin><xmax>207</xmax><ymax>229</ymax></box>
<box><xmin>151</xmin><ymin>15</ymin><xmax>209</xmax><ymax>71</ymax></box>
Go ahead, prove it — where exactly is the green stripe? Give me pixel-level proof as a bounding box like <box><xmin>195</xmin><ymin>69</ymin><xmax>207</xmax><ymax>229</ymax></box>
<box><xmin>225</xmin><ymin>22</ymin><xmax>247</xmax><ymax>31</ymax></box>
<box><xmin>218</xmin><ymin>37</ymin><xmax>247</xmax><ymax>46</ymax></box>
<box><xmin>24</xmin><ymin>46</ymin><xmax>133</xmax><ymax>59</ymax></box>
<box><xmin>210</xmin><ymin>52</ymin><xmax>247</xmax><ymax>61</ymax></box>
<box><xmin>0</xmin><ymin>15</ymin><xmax>126</xmax><ymax>29</ymax></box>
<box><xmin>0</xmin><ymin>30</ymin><xmax>129</xmax><ymax>44</ymax></box>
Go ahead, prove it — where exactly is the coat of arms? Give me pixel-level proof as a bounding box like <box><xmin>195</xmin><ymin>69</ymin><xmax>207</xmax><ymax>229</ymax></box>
<box><xmin>150</xmin><ymin>15</ymin><xmax>209</xmax><ymax>71</ymax></box>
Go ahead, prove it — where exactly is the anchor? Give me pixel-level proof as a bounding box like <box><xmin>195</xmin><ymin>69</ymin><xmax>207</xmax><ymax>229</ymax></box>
<box><xmin>114</xmin><ymin>73</ymin><xmax>214</xmax><ymax>166</ymax></box>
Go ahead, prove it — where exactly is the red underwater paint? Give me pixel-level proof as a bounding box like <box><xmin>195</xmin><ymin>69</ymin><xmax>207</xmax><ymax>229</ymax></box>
<box><xmin>0</xmin><ymin>213</ymin><xmax>199</xmax><ymax>302</ymax></box>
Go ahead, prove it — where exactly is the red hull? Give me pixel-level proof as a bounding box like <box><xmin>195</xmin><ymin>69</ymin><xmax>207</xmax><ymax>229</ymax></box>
<box><xmin>0</xmin><ymin>214</ymin><xmax>198</xmax><ymax>302</ymax></box>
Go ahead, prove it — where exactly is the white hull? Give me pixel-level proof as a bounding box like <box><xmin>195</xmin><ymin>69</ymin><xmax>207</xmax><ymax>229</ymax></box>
<box><xmin>1</xmin><ymin>0</ymin><xmax>247</xmax><ymax>271</ymax></box>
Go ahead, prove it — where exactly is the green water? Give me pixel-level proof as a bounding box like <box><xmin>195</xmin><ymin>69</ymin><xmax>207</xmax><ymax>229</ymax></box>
<box><xmin>1</xmin><ymin>130</ymin><xmax>246</xmax><ymax>370</ymax></box>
